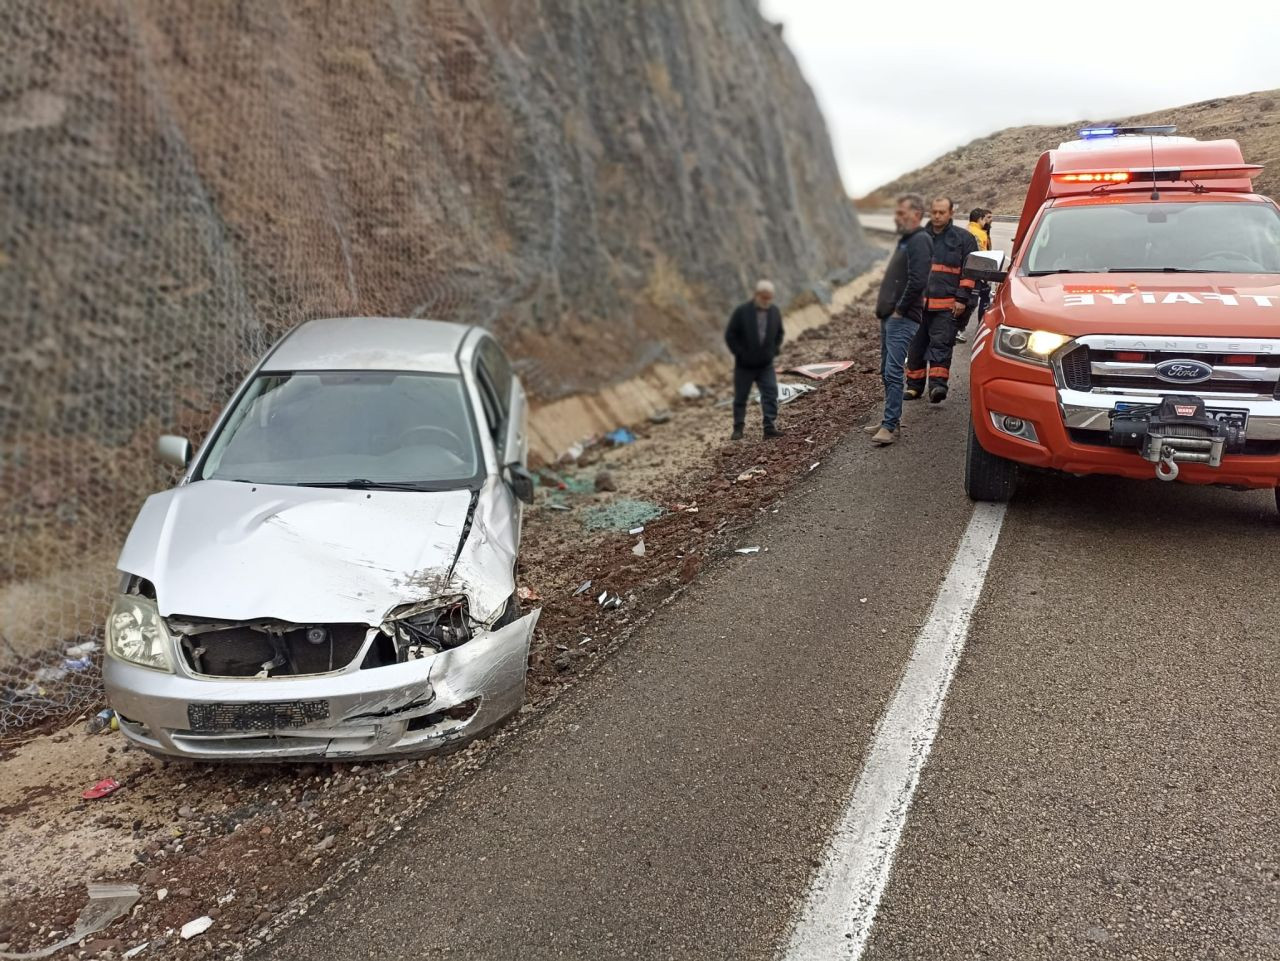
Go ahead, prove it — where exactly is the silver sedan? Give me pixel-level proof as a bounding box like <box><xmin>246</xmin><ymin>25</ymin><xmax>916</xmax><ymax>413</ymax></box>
<box><xmin>104</xmin><ymin>317</ymin><xmax>540</xmax><ymax>761</ymax></box>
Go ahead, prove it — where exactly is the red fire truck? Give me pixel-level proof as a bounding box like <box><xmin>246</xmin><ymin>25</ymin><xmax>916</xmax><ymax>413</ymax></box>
<box><xmin>963</xmin><ymin>125</ymin><xmax>1280</xmax><ymax>511</ymax></box>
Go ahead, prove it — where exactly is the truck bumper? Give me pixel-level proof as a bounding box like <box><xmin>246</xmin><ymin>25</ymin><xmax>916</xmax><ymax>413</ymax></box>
<box><xmin>972</xmin><ymin>377</ymin><xmax>1280</xmax><ymax>489</ymax></box>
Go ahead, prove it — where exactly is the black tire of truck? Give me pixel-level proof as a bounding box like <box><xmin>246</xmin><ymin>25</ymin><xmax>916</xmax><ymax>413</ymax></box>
<box><xmin>965</xmin><ymin>422</ymin><xmax>1019</xmax><ymax>502</ymax></box>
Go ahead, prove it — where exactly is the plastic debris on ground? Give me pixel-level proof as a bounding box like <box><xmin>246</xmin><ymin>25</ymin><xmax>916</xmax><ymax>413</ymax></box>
<box><xmin>788</xmin><ymin>361</ymin><xmax>856</xmax><ymax>380</ymax></box>
<box><xmin>0</xmin><ymin>883</ymin><xmax>140</xmax><ymax>960</ymax></box>
<box><xmin>597</xmin><ymin>592</ymin><xmax>624</xmax><ymax>609</ymax></box>
<box><xmin>572</xmin><ymin>580</ymin><xmax>593</xmax><ymax>597</ymax></box>
<box><xmin>86</xmin><ymin>708</ymin><xmax>115</xmax><ymax>734</ymax></box>
<box><xmin>180</xmin><ymin>916</ymin><xmax>214</xmax><ymax>940</ymax></box>
<box><xmin>517</xmin><ymin>586</ymin><xmax>541</xmax><ymax>603</ymax></box>
<box><xmin>678</xmin><ymin>382</ymin><xmax>702</xmax><ymax>400</ymax></box>
<box><xmin>735</xmin><ymin>547</ymin><xmax>761</xmax><ymax>555</ymax></box>
<box><xmin>753</xmin><ymin>382</ymin><xmax>817</xmax><ymax>405</ymax></box>
<box><xmin>547</xmin><ymin>502</ymin><xmax>571</xmax><ymax>511</ymax></box>
<box><xmin>559</xmin><ymin>442</ymin><xmax>585</xmax><ymax>464</ymax></box>
<box><xmin>604</xmin><ymin>427</ymin><xmax>635</xmax><ymax>446</ymax></box>
<box><xmin>82</xmin><ymin>777</ymin><xmax>121</xmax><ymax>800</ymax></box>
<box><xmin>736</xmin><ymin>466</ymin><xmax>767</xmax><ymax>483</ymax></box>
<box><xmin>809</xmin><ymin>462</ymin><xmax>821</xmax><ymax>472</ymax></box>
<box><xmin>581</xmin><ymin>499</ymin><xmax>663</xmax><ymax>532</ymax></box>
<box><xmin>123</xmin><ymin>944</ymin><xmax>149</xmax><ymax>959</ymax></box>
<box><xmin>632</xmin><ymin>538</ymin><xmax>646</xmax><ymax>557</ymax></box>
<box><xmin>628</xmin><ymin>526</ymin><xmax>644</xmax><ymax>535</ymax></box>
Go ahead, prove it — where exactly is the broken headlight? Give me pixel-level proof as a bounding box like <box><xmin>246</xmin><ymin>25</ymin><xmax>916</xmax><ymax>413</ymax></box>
<box><xmin>383</xmin><ymin>598</ymin><xmax>474</xmax><ymax>659</ymax></box>
<box><xmin>107</xmin><ymin>594</ymin><xmax>174</xmax><ymax>672</ymax></box>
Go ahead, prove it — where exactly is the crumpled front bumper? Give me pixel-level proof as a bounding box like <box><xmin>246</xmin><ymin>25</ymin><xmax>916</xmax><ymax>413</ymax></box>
<box><xmin>104</xmin><ymin>611</ymin><xmax>538</xmax><ymax>761</ymax></box>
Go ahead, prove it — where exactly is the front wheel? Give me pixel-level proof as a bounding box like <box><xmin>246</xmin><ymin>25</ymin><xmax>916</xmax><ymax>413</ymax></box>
<box><xmin>964</xmin><ymin>422</ymin><xmax>1018</xmax><ymax>502</ymax></box>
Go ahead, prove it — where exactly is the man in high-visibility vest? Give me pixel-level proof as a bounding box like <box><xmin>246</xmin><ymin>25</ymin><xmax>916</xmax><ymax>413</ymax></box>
<box><xmin>958</xmin><ymin>207</ymin><xmax>993</xmax><ymax>342</ymax></box>
<box><xmin>904</xmin><ymin>197</ymin><xmax>978</xmax><ymax>404</ymax></box>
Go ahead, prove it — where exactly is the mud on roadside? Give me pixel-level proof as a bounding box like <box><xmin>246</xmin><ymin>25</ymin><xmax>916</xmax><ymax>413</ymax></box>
<box><xmin>0</xmin><ymin>283</ymin><xmax>891</xmax><ymax>960</ymax></box>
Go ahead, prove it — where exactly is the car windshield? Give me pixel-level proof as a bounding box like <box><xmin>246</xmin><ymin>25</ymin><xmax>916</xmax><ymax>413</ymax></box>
<box><xmin>199</xmin><ymin>371</ymin><xmax>481</xmax><ymax>489</ymax></box>
<box><xmin>1024</xmin><ymin>201</ymin><xmax>1280</xmax><ymax>275</ymax></box>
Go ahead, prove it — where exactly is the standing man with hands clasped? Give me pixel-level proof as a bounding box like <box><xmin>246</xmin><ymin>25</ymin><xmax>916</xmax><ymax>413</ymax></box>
<box><xmin>870</xmin><ymin>194</ymin><xmax>932</xmax><ymax>446</ymax></box>
<box><xmin>725</xmin><ymin>280</ymin><xmax>784</xmax><ymax>441</ymax></box>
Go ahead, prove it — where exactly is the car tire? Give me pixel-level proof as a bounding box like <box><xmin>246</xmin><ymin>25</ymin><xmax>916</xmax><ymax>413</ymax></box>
<box><xmin>964</xmin><ymin>422</ymin><xmax>1018</xmax><ymax>502</ymax></box>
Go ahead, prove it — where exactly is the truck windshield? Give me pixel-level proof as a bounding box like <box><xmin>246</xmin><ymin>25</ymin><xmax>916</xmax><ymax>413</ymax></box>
<box><xmin>1024</xmin><ymin>202</ymin><xmax>1280</xmax><ymax>275</ymax></box>
<box><xmin>198</xmin><ymin>371</ymin><xmax>482</xmax><ymax>490</ymax></box>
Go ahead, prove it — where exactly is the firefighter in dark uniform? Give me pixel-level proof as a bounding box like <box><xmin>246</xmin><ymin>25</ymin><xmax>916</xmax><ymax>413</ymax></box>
<box><xmin>904</xmin><ymin>196</ymin><xmax>979</xmax><ymax>403</ymax></box>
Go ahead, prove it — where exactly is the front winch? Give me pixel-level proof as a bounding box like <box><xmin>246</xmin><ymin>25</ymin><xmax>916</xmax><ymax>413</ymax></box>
<box><xmin>1108</xmin><ymin>394</ymin><xmax>1243</xmax><ymax>480</ymax></box>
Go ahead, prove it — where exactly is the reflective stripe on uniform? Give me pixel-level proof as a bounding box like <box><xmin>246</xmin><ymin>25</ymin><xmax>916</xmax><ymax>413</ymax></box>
<box><xmin>930</xmin><ymin>264</ymin><xmax>961</xmax><ymax>274</ymax></box>
<box><xmin>925</xmin><ymin>298</ymin><xmax>955</xmax><ymax>310</ymax></box>
<box><xmin>928</xmin><ymin>366</ymin><xmax>950</xmax><ymax>379</ymax></box>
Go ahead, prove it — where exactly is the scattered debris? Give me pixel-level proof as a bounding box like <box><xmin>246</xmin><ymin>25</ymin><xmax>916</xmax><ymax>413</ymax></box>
<box><xmin>773</xmin><ymin>382</ymin><xmax>819</xmax><ymax>405</ymax></box>
<box><xmin>123</xmin><ymin>944</ymin><xmax>149</xmax><ymax>959</ymax></box>
<box><xmin>597</xmin><ymin>592</ymin><xmax>623</xmax><ymax>609</ymax></box>
<box><xmin>517</xmin><ymin>586</ymin><xmax>541</xmax><ymax>603</ymax></box>
<box><xmin>605</xmin><ymin>427</ymin><xmax>636</xmax><ymax>446</ymax></box>
<box><xmin>809</xmin><ymin>462</ymin><xmax>821</xmax><ymax>472</ymax></box>
<box><xmin>736</xmin><ymin>466</ymin><xmax>767</xmax><ymax>483</ymax></box>
<box><xmin>594</xmin><ymin>470</ymin><xmax>617</xmax><ymax>493</ymax></box>
<box><xmin>648</xmin><ymin>409</ymin><xmax>673</xmax><ymax>424</ymax></box>
<box><xmin>156</xmin><ymin>888</ymin><xmax>168</xmax><ymax>902</ymax></box>
<box><xmin>85</xmin><ymin>708</ymin><xmax>115</xmax><ymax>734</ymax></box>
<box><xmin>547</xmin><ymin>503</ymin><xmax>571</xmax><ymax>512</ymax></box>
<box><xmin>632</xmin><ymin>538</ymin><xmax>646</xmax><ymax>557</ymax></box>
<box><xmin>180</xmin><ymin>916</ymin><xmax>213</xmax><ymax>941</ymax></box>
<box><xmin>82</xmin><ymin>777</ymin><xmax>121</xmax><ymax>800</ymax></box>
<box><xmin>560</xmin><ymin>442</ymin><xmax>585</xmax><ymax>464</ymax></box>
<box><xmin>572</xmin><ymin>580</ymin><xmax>593</xmax><ymax>596</ymax></box>
<box><xmin>678</xmin><ymin>381</ymin><xmax>703</xmax><ymax>400</ymax></box>
<box><xmin>581</xmin><ymin>499</ymin><xmax>663</xmax><ymax>532</ymax></box>
<box><xmin>735</xmin><ymin>547</ymin><xmax>761</xmax><ymax>555</ymax></box>
<box><xmin>788</xmin><ymin>361</ymin><xmax>856</xmax><ymax>380</ymax></box>
<box><xmin>859</xmin><ymin>598</ymin><xmax>867</xmax><ymax>603</ymax></box>
<box><xmin>628</xmin><ymin>526</ymin><xmax>645</xmax><ymax>535</ymax></box>
<box><xmin>0</xmin><ymin>883</ymin><xmax>140</xmax><ymax>960</ymax></box>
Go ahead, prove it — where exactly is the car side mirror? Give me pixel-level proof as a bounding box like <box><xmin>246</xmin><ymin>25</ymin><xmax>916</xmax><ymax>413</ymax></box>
<box><xmin>155</xmin><ymin>434</ymin><xmax>192</xmax><ymax>469</ymax></box>
<box><xmin>962</xmin><ymin>250</ymin><xmax>1007</xmax><ymax>284</ymax></box>
<box><xmin>506</xmin><ymin>463</ymin><xmax>535</xmax><ymax>505</ymax></box>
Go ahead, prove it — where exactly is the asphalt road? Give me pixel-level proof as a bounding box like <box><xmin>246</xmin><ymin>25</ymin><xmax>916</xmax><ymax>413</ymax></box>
<box><xmin>256</xmin><ymin>298</ymin><xmax>1279</xmax><ymax>959</ymax></box>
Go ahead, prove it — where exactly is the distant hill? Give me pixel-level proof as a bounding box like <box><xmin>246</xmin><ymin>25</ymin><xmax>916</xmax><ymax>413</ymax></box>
<box><xmin>858</xmin><ymin>89</ymin><xmax>1280</xmax><ymax>214</ymax></box>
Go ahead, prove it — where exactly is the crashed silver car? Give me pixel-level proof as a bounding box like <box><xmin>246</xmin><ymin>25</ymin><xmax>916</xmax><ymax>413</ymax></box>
<box><xmin>104</xmin><ymin>317</ymin><xmax>540</xmax><ymax>761</ymax></box>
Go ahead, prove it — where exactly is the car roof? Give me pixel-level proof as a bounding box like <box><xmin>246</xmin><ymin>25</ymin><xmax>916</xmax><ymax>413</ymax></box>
<box><xmin>263</xmin><ymin>317</ymin><xmax>477</xmax><ymax>374</ymax></box>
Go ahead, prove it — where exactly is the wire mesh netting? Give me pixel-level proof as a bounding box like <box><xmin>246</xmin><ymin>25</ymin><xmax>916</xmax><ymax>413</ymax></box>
<box><xmin>0</xmin><ymin>0</ymin><xmax>867</xmax><ymax>735</ymax></box>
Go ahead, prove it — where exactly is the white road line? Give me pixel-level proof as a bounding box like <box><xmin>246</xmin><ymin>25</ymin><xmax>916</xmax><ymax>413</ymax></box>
<box><xmin>781</xmin><ymin>502</ymin><xmax>1008</xmax><ymax>960</ymax></box>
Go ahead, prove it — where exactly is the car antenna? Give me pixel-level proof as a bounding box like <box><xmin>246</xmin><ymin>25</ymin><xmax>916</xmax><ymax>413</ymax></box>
<box><xmin>1148</xmin><ymin>132</ymin><xmax>1161</xmax><ymax>201</ymax></box>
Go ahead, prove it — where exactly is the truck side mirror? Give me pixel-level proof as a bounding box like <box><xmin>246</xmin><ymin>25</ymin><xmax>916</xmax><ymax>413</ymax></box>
<box><xmin>962</xmin><ymin>250</ymin><xmax>1008</xmax><ymax>284</ymax></box>
<box><xmin>155</xmin><ymin>435</ymin><xmax>192</xmax><ymax>469</ymax></box>
<box><xmin>506</xmin><ymin>463</ymin><xmax>535</xmax><ymax>505</ymax></box>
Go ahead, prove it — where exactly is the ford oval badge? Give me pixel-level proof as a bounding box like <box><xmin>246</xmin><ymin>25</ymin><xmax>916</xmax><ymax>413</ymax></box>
<box><xmin>1155</xmin><ymin>359</ymin><xmax>1213</xmax><ymax>384</ymax></box>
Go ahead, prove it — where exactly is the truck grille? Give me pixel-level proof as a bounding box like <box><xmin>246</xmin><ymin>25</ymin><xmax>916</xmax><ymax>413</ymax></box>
<box><xmin>1055</xmin><ymin>336</ymin><xmax>1280</xmax><ymax>398</ymax></box>
<box><xmin>1059</xmin><ymin>345</ymin><xmax>1092</xmax><ymax>390</ymax></box>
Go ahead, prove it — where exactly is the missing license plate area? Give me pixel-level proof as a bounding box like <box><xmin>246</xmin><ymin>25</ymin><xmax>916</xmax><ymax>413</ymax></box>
<box><xmin>188</xmin><ymin>699</ymin><xmax>329</xmax><ymax>732</ymax></box>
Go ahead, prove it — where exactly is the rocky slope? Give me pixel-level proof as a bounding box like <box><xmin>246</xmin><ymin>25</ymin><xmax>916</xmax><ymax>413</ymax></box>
<box><xmin>858</xmin><ymin>89</ymin><xmax>1280</xmax><ymax>213</ymax></box>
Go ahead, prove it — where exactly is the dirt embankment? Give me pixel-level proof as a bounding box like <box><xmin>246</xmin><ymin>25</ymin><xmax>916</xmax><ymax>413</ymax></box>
<box><xmin>857</xmin><ymin>89</ymin><xmax>1280</xmax><ymax>213</ymax></box>
<box><xmin>0</xmin><ymin>257</ymin><xmax>897</xmax><ymax>960</ymax></box>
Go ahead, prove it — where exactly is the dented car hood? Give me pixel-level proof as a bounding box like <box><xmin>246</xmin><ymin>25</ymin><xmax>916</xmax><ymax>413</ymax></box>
<box><xmin>117</xmin><ymin>479</ymin><xmax>518</xmax><ymax>625</ymax></box>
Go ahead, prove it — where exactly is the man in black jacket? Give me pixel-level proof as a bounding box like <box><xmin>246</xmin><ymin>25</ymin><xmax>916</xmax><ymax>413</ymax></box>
<box><xmin>725</xmin><ymin>280</ymin><xmax>784</xmax><ymax>440</ymax></box>
<box><xmin>870</xmin><ymin>194</ymin><xmax>932</xmax><ymax>446</ymax></box>
<box><xmin>905</xmin><ymin>196</ymin><xmax>979</xmax><ymax>404</ymax></box>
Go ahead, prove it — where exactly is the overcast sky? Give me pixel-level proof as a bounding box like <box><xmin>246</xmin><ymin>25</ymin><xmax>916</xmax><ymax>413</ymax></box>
<box><xmin>760</xmin><ymin>0</ymin><xmax>1280</xmax><ymax>197</ymax></box>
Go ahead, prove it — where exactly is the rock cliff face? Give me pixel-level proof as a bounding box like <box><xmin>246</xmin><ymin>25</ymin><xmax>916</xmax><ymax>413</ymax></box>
<box><xmin>0</xmin><ymin>0</ymin><xmax>870</xmax><ymax>656</ymax></box>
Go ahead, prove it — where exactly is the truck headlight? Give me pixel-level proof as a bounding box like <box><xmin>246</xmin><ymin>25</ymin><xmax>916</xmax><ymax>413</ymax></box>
<box><xmin>107</xmin><ymin>595</ymin><xmax>174</xmax><ymax>672</ymax></box>
<box><xmin>996</xmin><ymin>326</ymin><xmax>1071</xmax><ymax>366</ymax></box>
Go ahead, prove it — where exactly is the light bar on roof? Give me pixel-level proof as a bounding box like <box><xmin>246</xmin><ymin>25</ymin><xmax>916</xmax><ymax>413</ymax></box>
<box><xmin>1077</xmin><ymin>124</ymin><xmax>1178</xmax><ymax>139</ymax></box>
<box><xmin>1051</xmin><ymin>164</ymin><xmax>1263</xmax><ymax>185</ymax></box>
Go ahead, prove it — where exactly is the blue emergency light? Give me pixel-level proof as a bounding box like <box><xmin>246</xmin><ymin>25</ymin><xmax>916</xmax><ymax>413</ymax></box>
<box><xmin>1078</xmin><ymin>125</ymin><xmax>1178</xmax><ymax>139</ymax></box>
